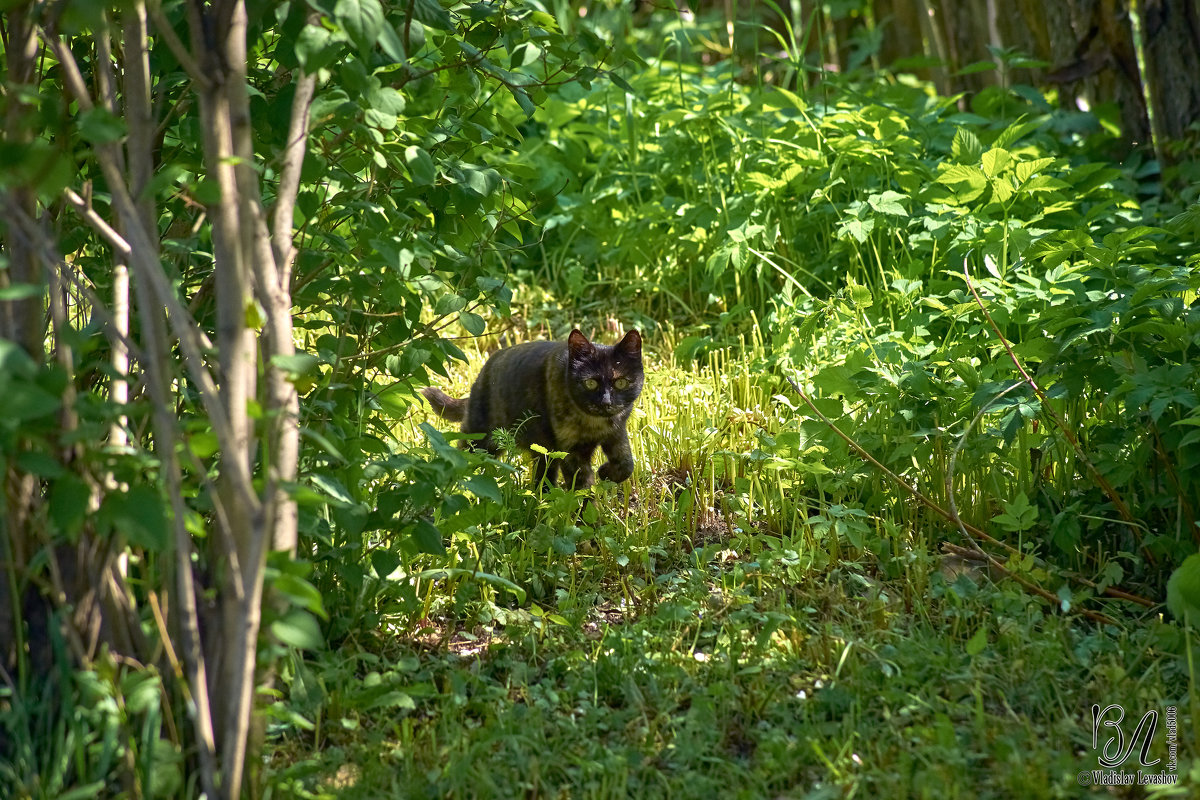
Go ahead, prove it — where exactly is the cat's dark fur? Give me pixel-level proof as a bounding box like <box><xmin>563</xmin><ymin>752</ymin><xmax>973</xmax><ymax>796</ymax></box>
<box><xmin>422</xmin><ymin>329</ymin><xmax>644</xmax><ymax>488</ymax></box>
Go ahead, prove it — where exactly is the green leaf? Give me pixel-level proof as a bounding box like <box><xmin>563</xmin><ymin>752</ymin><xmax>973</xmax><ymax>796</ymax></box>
<box><xmin>1167</xmin><ymin>553</ymin><xmax>1200</xmax><ymax>625</ymax></box>
<box><xmin>463</xmin><ymin>474</ymin><xmax>501</xmax><ymax>503</ymax></box>
<box><xmin>188</xmin><ymin>430</ymin><xmax>219</xmax><ymax>459</ymax></box>
<box><xmin>271</xmin><ymin>609</ymin><xmax>325</xmax><ymax>650</ymax></box>
<box><xmin>121</xmin><ymin>669</ymin><xmax>162</xmax><ymax>715</ymax></box>
<box><xmin>273</xmin><ymin>573</ymin><xmax>328</xmax><ymax>618</ymax></box>
<box><xmin>935</xmin><ymin>163</ymin><xmax>989</xmax><ymax>204</ymax></box>
<box><xmin>836</xmin><ymin>216</ymin><xmax>874</xmax><ymax>243</ymax></box>
<box><xmin>370</xmin><ymin>549</ymin><xmax>402</xmax><ymax>579</ymax></box>
<box><xmin>411</xmin><ymin>0</ymin><xmax>454</xmax><ymax>30</ymax></box>
<box><xmin>369</xmin><ymin>86</ymin><xmax>406</xmax><ymax>115</ymax></box>
<box><xmin>950</xmin><ymin>127</ymin><xmax>983</xmax><ymax>163</ymax></box>
<box><xmin>434</xmin><ymin>293</ymin><xmax>466</xmax><ymax>315</ymax></box>
<box><xmin>364</xmin><ymin>107</ymin><xmax>397</xmax><ymax>130</ymax></box>
<box><xmin>272</xmin><ymin>353</ymin><xmax>320</xmax><ymax>377</ymax></box>
<box><xmin>245</xmin><ymin>299</ymin><xmax>266</xmax><ymax>329</ymax></box>
<box><xmin>101</xmin><ymin>486</ymin><xmax>168</xmax><ymax>551</ymax></box>
<box><xmin>405</xmin><ymin>146</ymin><xmax>436</xmax><ymax>186</ymax></box>
<box><xmin>509</xmin><ymin>85</ymin><xmax>536</xmax><ymax>118</ymax></box>
<box><xmin>867</xmin><ymin>190</ymin><xmax>908</xmax><ymax>217</ymax></box>
<box><xmin>78</xmin><ymin>107</ymin><xmax>127</xmax><ymax>144</ymax></box>
<box><xmin>334</xmin><ymin>0</ymin><xmax>385</xmax><ymax>52</ymax></box>
<box><xmin>993</xmin><ymin>116</ymin><xmax>1041</xmax><ymax>150</ymax></box>
<box><xmin>0</xmin><ymin>339</ymin><xmax>38</xmax><ymax>378</ymax></box>
<box><xmin>459</xmin><ymin>311</ymin><xmax>486</xmax><ymax>335</ymax></box>
<box><xmin>460</xmin><ymin>165</ymin><xmax>501</xmax><ymax>198</ymax></box>
<box><xmin>609</xmin><ymin>71</ymin><xmax>636</xmax><ymax>95</ymax></box>
<box><xmin>377</xmin><ymin>22</ymin><xmax>408</xmax><ymax>62</ymax></box>
<box><xmin>411</xmin><ymin>518</ymin><xmax>445</xmax><ymax>555</ymax></box>
<box><xmin>0</xmin><ymin>283</ymin><xmax>42</xmax><ymax>301</ymax></box>
<box><xmin>17</xmin><ymin>450</ymin><xmax>65</xmax><ymax>478</ymax></box>
<box><xmin>294</xmin><ymin>24</ymin><xmax>344</xmax><ymax>72</ymax></box>
<box><xmin>360</xmin><ymin>690</ymin><xmax>416</xmax><ymax>711</ymax></box>
<box><xmin>510</xmin><ymin>42</ymin><xmax>542</xmax><ymax>69</ymax></box>
<box><xmin>980</xmin><ymin>147</ymin><xmax>1012</xmax><ymax>178</ymax></box>
<box><xmin>965</xmin><ymin>627</ymin><xmax>987</xmax><ymax>656</ymax></box>
<box><xmin>49</xmin><ymin>474</ymin><xmax>90</xmax><ymax>539</ymax></box>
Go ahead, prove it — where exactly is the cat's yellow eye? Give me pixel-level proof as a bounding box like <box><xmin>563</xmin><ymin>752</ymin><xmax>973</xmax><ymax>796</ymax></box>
<box><xmin>584</xmin><ymin>378</ymin><xmax>599</xmax><ymax>390</ymax></box>
<box><xmin>614</xmin><ymin>378</ymin><xmax>629</xmax><ymax>390</ymax></box>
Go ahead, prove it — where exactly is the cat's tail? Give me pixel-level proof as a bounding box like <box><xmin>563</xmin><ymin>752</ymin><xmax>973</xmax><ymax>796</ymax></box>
<box><xmin>421</xmin><ymin>387</ymin><xmax>467</xmax><ymax>422</ymax></box>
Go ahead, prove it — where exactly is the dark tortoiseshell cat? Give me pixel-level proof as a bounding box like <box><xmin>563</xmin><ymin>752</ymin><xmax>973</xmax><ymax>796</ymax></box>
<box><xmin>422</xmin><ymin>329</ymin><xmax>644</xmax><ymax>488</ymax></box>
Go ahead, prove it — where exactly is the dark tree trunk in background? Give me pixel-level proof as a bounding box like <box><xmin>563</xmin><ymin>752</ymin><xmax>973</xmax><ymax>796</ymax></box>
<box><xmin>1140</xmin><ymin>0</ymin><xmax>1200</xmax><ymax>141</ymax></box>
<box><xmin>874</xmin><ymin>0</ymin><xmax>1200</xmax><ymax>154</ymax></box>
<box><xmin>739</xmin><ymin>0</ymin><xmax>1200</xmax><ymax>152</ymax></box>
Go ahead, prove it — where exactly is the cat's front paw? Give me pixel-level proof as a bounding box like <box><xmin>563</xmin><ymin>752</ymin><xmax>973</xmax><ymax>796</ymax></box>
<box><xmin>598</xmin><ymin>459</ymin><xmax>633</xmax><ymax>484</ymax></box>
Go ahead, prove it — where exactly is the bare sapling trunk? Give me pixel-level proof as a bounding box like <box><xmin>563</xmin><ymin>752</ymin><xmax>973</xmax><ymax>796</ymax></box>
<box><xmin>17</xmin><ymin>0</ymin><xmax>314</xmax><ymax>796</ymax></box>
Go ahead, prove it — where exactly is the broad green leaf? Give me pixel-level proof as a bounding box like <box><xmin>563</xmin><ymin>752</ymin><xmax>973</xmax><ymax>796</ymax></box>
<box><xmin>950</xmin><ymin>127</ymin><xmax>983</xmax><ymax>163</ymax></box>
<box><xmin>836</xmin><ymin>216</ymin><xmax>874</xmax><ymax>242</ymax></box>
<box><xmin>309</xmin><ymin>472</ymin><xmax>354</xmax><ymax>505</ymax></box>
<box><xmin>101</xmin><ymin>486</ymin><xmax>168</xmax><ymax>551</ymax></box>
<box><xmin>509</xmin><ymin>85</ymin><xmax>536</xmax><ymax>118</ymax></box>
<box><xmin>936</xmin><ymin>163</ymin><xmax>989</xmax><ymax>204</ymax></box>
<box><xmin>460</xmin><ymin>165</ymin><xmax>501</xmax><ymax>197</ymax></box>
<box><xmin>334</xmin><ymin>0</ymin><xmax>384</xmax><ymax>52</ymax></box>
<box><xmin>434</xmin><ymin>293</ymin><xmax>466</xmax><ymax>315</ymax></box>
<box><xmin>463</xmin><ymin>474</ymin><xmax>501</xmax><ymax>503</ymax></box>
<box><xmin>78</xmin><ymin>107</ymin><xmax>127</xmax><ymax>144</ymax></box>
<box><xmin>49</xmin><ymin>474</ymin><xmax>90</xmax><ymax>539</ymax></box>
<box><xmin>273</xmin><ymin>573</ymin><xmax>328</xmax><ymax>618</ymax></box>
<box><xmin>16</xmin><ymin>450</ymin><xmax>64</xmax><ymax>478</ymax></box>
<box><xmin>271</xmin><ymin>353</ymin><xmax>320</xmax><ymax>377</ymax></box>
<box><xmin>510</xmin><ymin>42</ymin><xmax>542</xmax><ymax>68</ymax></box>
<box><xmin>405</xmin><ymin>146</ymin><xmax>436</xmax><ymax>186</ymax></box>
<box><xmin>411</xmin><ymin>0</ymin><xmax>454</xmax><ymax>30</ymax></box>
<box><xmin>244</xmin><ymin>299</ymin><xmax>266</xmax><ymax>329</ymax></box>
<box><xmin>867</xmin><ymin>190</ymin><xmax>908</xmax><ymax>217</ymax></box>
<box><xmin>0</xmin><ymin>339</ymin><xmax>37</xmax><ymax>379</ymax></box>
<box><xmin>360</xmin><ymin>690</ymin><xmax>416</xmax><ymax>711</ymax></box>
<box><xmin>0</xmin><ymin>283</ymin><xmax>41</xmax><ymax>301</ymax></box>
<box><xmin>965</xmin><ymin>627</ymin><xmax>988</xmax><ymax>656</ymax></box>
<box><xmin>1167</xmin><ymin>553</ymin><xmax>1200</xmax><ymax>625</ymax></box>
<box><xmin>364</xmin><ymin>107</ymin><xmax>397</xmax><ymax>130</ymax></box>
<box><xmin>271</xmin><ymin>609</ymin><xmax>325</xmax><ymax>650</ymax></box>
<box><xmin>411</xmin><ymin>518</ymin><xmax>445</xmax><ymax>555</ymax></box>
<box><xmin>993</xmin><ymin>116</ymin><xmax>1041</xmax><ymax>149</ymax></box>
<box><xmin>1014</xmin><ymin>157</ymin><xmax>1055</xmax><ymax>183</ymax></box>
<box><xmin>370</xmin><ymin>549</ymin><xmax>402</xmax><ymax>579</ymax></box>
<box><xmin>459</xmin><ymin>311</ymin><xmax>486</xmax><ymax>335</ymax></box>
<box><xmin>188</xmin><ymin>430</ymin><xmax>219</xmax><ymax>459</ymax></box>
<box><xmin>121</xmin><ymin>669</ymin><xmax>162</xmax><ymax>715</ymax></box>
<box><xmin>294</xmin><ymin>24</ymin><xmax>343</xmax><ymax>72</ymax></box>
<box><xmin>980</xmin><ymin>148</ymin><xmax>1011</xmax><ymax>178</ymax></box>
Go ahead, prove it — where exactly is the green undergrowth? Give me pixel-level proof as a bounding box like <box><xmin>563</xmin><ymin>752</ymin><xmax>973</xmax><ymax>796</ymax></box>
<box><xmin>267</xmin><ymin>27</ymin><xmax>1200</xmax><ymax>800</ymax></box>
<box><xmin>270</xmin><ymin>328</ymin><xmax>1198</xmax><ymax>798</ymax></box>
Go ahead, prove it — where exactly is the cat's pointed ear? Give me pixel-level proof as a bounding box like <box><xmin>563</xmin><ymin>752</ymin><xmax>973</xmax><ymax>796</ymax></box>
<box><xmin>567</xmin><ymin>329</ymin><xmax>594</xmax><ymax>356</ymax></box>
<box><xmin>616</xmin><ymin>329</ymin><xmax>642</xmax><ymax>357</ymax></box>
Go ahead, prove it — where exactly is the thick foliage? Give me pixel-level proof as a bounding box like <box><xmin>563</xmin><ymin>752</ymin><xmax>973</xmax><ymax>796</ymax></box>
<box><xmin>508</xmin><ymin>60</ymin><xmax>1200</xmax><ymax>588</ymax></box>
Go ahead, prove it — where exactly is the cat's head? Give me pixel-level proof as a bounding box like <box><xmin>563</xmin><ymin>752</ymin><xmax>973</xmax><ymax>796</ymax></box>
<box><xmin>566</xmin><ymin>329</ymin><xmax>644</xmax><ymax>417</ymax></box>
